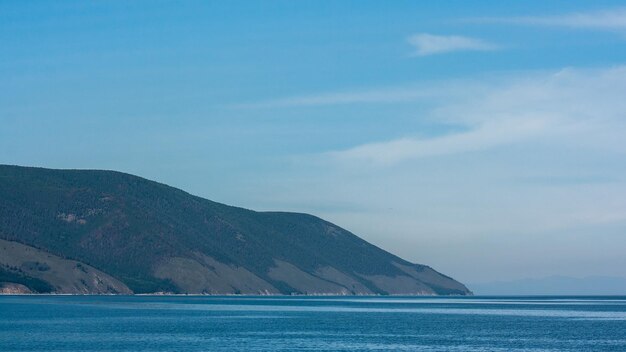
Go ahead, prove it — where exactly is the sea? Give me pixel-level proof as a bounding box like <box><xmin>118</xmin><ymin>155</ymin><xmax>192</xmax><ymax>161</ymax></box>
<box><xmin>1</xmin><ymin>295</ymin><xmax>625</xmax><ymax>351</ymax></box>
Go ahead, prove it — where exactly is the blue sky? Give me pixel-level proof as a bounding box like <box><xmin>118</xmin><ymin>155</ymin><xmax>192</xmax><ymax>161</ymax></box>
<box><xmin>2</xmin><ymin>1</ymin><xmax>626</xmax><ymax>283</ymax></box>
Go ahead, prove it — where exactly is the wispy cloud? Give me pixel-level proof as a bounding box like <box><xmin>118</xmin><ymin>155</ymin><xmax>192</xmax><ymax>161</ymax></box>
<box><xmin>331</xmin><ymin>118</ymin><xmax>548</xmax><ymax>164</ymax></box>
<box><xmin>244</xmin><ymin>67</ymin><xmax>626</xmax><ymax>282</ymax></box>
<box><xmin>233</xmin><ymin>89</ymin><xmax>424</xmax><ymax>109</ymax></box>
<box><xmin>329</xmin><ymin>66</ymin><xmax>626</xmax><ymax>164</ymax></box>
<box><xmin>407</xmin><ymin>33</ymin><xmax>497</xmax><ymax>56</ymax></box>
<box><xmin>231</xmin><ymin>85</ymin><xmax>450</xmax><ymax>109</ymax></box>
<box><xmin>231</xmin><ymin>80</ymin><xmax>491</xmax><ymax>109</ymax></box>
<box><xmin>474</xmin><ymin>7</ymin><xmax>626</xmax><ymax>31</ymax></box>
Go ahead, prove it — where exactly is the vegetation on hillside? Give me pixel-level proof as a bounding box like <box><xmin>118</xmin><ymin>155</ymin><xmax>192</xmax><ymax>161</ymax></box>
<box><xmin>0</xmin><ymin>165</ymin><xmax>470</xmax><ymax>295</ymax></box>
<box><xmin>0</xmin><ymin>265</ymin><xmax>54</xmax><ymax>293</ymax></box>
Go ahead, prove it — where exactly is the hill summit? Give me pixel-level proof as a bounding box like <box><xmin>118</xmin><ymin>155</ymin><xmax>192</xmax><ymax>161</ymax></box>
<box><xmin>0</xmin><ymin>165</ymin><xmax>470</xmax><ymax>295</ymax></box>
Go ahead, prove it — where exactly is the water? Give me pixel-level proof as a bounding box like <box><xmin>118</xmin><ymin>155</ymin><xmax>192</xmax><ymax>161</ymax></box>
<box><xmin>1</xmin><ymin>296</ymin><xmax>626</xmax><ymax>351</ymax></box>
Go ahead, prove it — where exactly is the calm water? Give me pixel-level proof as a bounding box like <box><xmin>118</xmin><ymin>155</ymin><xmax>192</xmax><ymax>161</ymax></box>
<box><xmin>1</xmin><ymin>296</ymin><xmax>626</xmax><ymax>351</ymax></box>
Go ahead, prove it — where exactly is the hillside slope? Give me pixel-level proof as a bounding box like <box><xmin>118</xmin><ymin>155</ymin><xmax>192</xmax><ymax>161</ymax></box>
<box><xmin>0</xmin><ymin>165</ymin><xmax>471</xmax><ymax>295</ymax></box>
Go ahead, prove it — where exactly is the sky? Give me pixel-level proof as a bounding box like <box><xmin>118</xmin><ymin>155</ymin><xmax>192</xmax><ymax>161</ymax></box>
<box><xmin>2</xmin><ymin>1</ymin><xmax>626</xmax><ymax>284</ymax></box>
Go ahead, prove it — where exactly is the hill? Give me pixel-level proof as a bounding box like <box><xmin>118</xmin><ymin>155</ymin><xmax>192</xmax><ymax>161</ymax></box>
<box><xmin>0</xmin><ymin>165</ymin><xmax>470</xmax><ymax>295</ymax></box>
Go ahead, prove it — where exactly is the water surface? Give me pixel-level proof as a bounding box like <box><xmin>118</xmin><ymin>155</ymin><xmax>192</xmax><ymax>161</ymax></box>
<box><xmin>1</xmin><ymin>296</ymin><xmax>625</xmax><ymax>351</ymax></box>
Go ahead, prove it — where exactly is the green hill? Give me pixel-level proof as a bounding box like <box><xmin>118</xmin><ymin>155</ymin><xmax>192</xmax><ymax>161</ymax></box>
<box><xmin>0</xmin><ymin>165</ymin><xmax>470</xmax><ymax>295</ymax></box>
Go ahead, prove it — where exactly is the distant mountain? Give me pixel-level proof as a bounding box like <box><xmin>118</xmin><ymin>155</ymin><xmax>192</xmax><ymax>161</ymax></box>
<box><xmin>470</xmin><ymin>276</ymin><xmax>626</xmax><ymax>295</ymax></box>
<box><xmin>0</xmin><ymin>165</ymin><xmax>470</xmax><ymax>295</ymax></box>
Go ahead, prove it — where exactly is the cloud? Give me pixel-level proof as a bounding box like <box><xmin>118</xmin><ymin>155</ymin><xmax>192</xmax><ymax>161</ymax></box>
<box><xmin>231</xmin><ymin>81</ymin><xmax>484</xmax><ymax>109</ymax></box>
<box><xmin>240</xmin><ymin>66</ymin><xmax>626</xmax><ymax>282</ymax></box>
<box><xmin>331</xmin><ymin>118</ymin><xmax>548</xmax><ymax>164</ymax></box>
<box><xmin>329</xmin><ymin>66</ymin><xmax>626</xmax><ymax>164</ymax></box>
<box><xmin>231</xmin><ymin>87</ymin><xmax>438</xmax><ymax>109</ymax></box>
<box><xmin>407</xmin><ymin>33</ymin><xmax>497</xmax><ymax>56</ymax></box>
<box><xmin>474</xmin><ymin>7</ymin><xmax>626</xmax><ymax>31</ymax></box>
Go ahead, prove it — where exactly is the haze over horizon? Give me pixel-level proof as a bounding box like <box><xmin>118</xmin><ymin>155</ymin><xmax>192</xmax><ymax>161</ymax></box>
<box><xmin>2</xmin><ymin>1</ymin><xmax>626</xmax><ymax>285</ymax></box>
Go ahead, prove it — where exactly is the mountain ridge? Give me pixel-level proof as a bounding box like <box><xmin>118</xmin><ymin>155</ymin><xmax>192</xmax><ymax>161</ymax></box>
<box><xmin>0</xmin><ymin>164</ymin><xmax>471</xmax><ymax>295</ymax></box>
